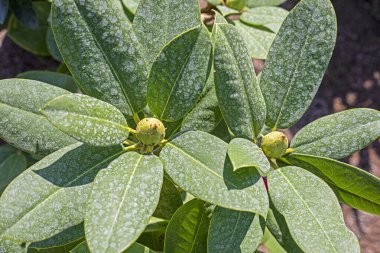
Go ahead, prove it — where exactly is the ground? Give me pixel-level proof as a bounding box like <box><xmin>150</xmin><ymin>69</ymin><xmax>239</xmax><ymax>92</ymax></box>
<box><xmin>0</xmin><ymin>0</ymin><xmax>379</xmax><ymax>252</ymax></box>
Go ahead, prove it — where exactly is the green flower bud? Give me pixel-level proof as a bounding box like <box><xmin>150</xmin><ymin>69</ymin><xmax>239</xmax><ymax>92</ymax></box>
<box><xmin>136</xmin><ymin>118</ymin><xmax>165</xmax><ymax>146</ymax></box>
<box><xmin>261</xmin><ymin>131</ymin><xmax>288</xmax><ymax>159</ymax></box>
<box><xmin>227</xmin><ymin>0</ymin><xmax>246</xmax><ymax>10</ymax></box>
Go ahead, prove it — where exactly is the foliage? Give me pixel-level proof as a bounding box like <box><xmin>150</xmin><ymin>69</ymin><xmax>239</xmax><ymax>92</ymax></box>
<box><xmin>0</xmin><ymin>0</ymin><xmax>379</xmax><ymax>253</ymax></box>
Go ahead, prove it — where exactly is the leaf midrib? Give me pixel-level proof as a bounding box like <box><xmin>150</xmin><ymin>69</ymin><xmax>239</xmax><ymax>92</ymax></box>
<box><xmin>0</xmin><ymin>150</ymin><xmax>123</xmax><ymax>238</ymax></box>
<box><xmin>188</xmin><ymin>207</ymin><xmax>207</xmax><ymax>253</ymax></box>
<box><xmin>278</xmin><ymin>170</ymin><xmax>338</xmax><ymax>253</ymax></box>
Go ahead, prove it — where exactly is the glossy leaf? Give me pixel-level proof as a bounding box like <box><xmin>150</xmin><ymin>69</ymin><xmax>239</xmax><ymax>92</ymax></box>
<box><xmin>9</xmin><ymin>0</ymin><xmax>37</xmax><ymax>28</ymax></box>
<box><xmin>7</xmin><ymin>1</ymin><xmax>49</xmax><ymax>55</ymax></box>
<box><xmin>285</xmin><ymin>153</ymin><xmax>380</xmax><ymax>215</ymax></box>
<box><xmin>240</xmin><ymin>7</ymin><xmax>289</xmax><ymax>33</ymax></box>
<box><xmin>213</xmin><ymin>15</ymin><xmax>266</xmax><ymax>139</ymax></box>
<box><xmin>164</xmin><ymin>199</ymin><xmax>210</xmax><ymax>253</ymax></box>
<box><xmin>260</xmin><ymin>0</ymin><xmax>337</xmax><ymax>129</ymax></box>
<box><xmin>0</xmin><ymin>143</ymin><xmax>123</xmax><ymax>242</ymax></box>
<box><xmin>181</xmin><ymin>73</ymin><xmax>222</xmax><ymax>133</ymax></box>
<box><xmin>208</xmin><ymin>207</ymin><xmax>265</xmax><ymax>253</ymax></box>
<box><xmin>291</xmin><ymin>108</ymin><xmax>380</xmax><ymax>159</ymax></box>
<box><xmin>0</xmin><ymin>0</ymin><xmax>8</xmax><ymax>25</ymax></box>
<box><xmin>30</xmin><ymin>223</ymin><xmax>84</xmax><ymax>250</ymax></box>
<box><xmin>85</xmin><ymin>152</ymin><xmax>163</xmax><ymax>253</ymax></box>
<box><xmin>147</xmin><ymin>26</ymin><xmax>212</xmax><ymax>121</ymax></box>
<box><xmin>268</xmin><ymin>166</ymin><xmax>360</xmax><ymax>253</ymax></box>
<box><xmin>0</xmin><ymin>79</ymin><xmax>76</xmax><ymax>157</ymax></box>
<box><xmin>17</xmin><ymin>71</ymin><xmax>78</xmax><ymax>93</ymax></box>
<box><xmin>133</xmin><ymin>0</ymin><xmax>201</xmax><ymax>66</ymax></box>
<box><xmin>52</xmin><ymin>0</ymin><xmax>148</xmax><ymax>116</ymax></box>
<box><xmin>41</xmin><ymin>94</ymin><xmax>129</xmax><ymax>147</ymax></box>
<box><xmin>153</xmin><ymin>176</ymin><xmax>183</xmax><ymax>220</ymax></box>
<box><xmin>232</xmin><ymin>20</ymin><xmax>276</xmax><ymax>60</ymax></box>
<box><xmin>246</xmin><ymin>0</ymin><xmax>287</xmax><ymax>7</ymax></box>
<box><xmin>160</xmin><ymin>131</ymin><xmax>268</xmax><ymax>216</ymax></box>
<box><xmin>228</xmin><ymin>138</ymin><xmax>270</xmax><ymax>174</ymax></box>
<box><xmin>122</xmin><ymin>0</ymin><xmax>140</xmax><ymax>15</ymax></box>
<box><xmin>0</xmin><ymin>145</ymin><xmax>27</xmax><ymax>194</ymax></box>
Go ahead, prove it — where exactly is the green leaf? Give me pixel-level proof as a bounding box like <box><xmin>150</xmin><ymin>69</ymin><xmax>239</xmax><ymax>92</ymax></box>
<box><xmin>133</xmin><ymin>0</ymin><xmax>201</xmax><ymax>66</ymax></box>
<box><xmin>0</xmin><ymin>237</ymin><xmax>27</xmax><ymax>253</ymax></box>
<box><xmin>284</xmin><ymin>153</ymin><xmax>380</xmax><ymax>215</ymax></box>
<box><xmin>137</xmin><ymin>218</ymin><xmax>167</xmax><ymax>251</ymax></box>
<box><xmin>29</xmin><ymin>223</ymin><xmax>84</xmax><ymax>250</ymax></box>
<box><xmin>164</xmin><ymin>199</ymin><xmax>211</xmax><ymax>253</ymax></box>
<box><xmin>227</xmin><ymin>138</ymin><xmax>270</xmax><ymax>174</ymax></box>
<box><xmin>246</xmin><ymin>0</ymin><xmax>287</xmax><ymax>7</ymax></box>
<box><xmin>0</xmin><ymin>143</ymin><xmax>123</xmax><ymax>242</ymax></box>
<box><xmin>121</xmin><ymin>0</ymin><xmax>140</xmax><ymax>15</ymax></box>
<box><xmin>70</xmin><ymin>241</ymin><xmax>90</xmax><ymax>253</ymax></box>
<box><xmin>240</xmin><ymin>7</ymin><xmax>289</xmax><ymax>33</ymax></box>
<box><xmin>52</xmin><ymin>0</ymin><xmax>148</xmax><ymax>116</ymax></box>
<box><xmin>268</xmin><ymin>166</ymin><xmax>360</xmax><ymax>253</ymax></box>
<box><xmin>0</xmin><ymin>145</ymin><xmax>27</xmax><ymax>194</ymax></box>
<box><xmin>0</xmin><ymin>0</ymin><xmax>8</xmax><ymax>25</ymax></box>
<box><xmin>208</xmin><ymin>207</ymin><xmax>265</xmax><ymax>253</ymax></box>
<box><xmin>261</xmin><ymin>229</ymin><xmax>286</xmax><ymax>253</ymax></box>
<box><xmin>46</xmin><ymin>26</ymin><xmax>63</xmax><ymax>62</ymax></box>
<box><xmin>153</xmin><ymin>176</ymin><xmax>183</xmax><ymax>220</ymax></box>
<box><xmin>216</xmin><ymin>5</ymin><xmax>240</xmax><ymax>16</ymax></box>
<box><xmin>260</xmin><ymin>0</ymin><xmax>337</xmax><ymax>129</ymax></box>
<box><xmin>85</xmin><ymin>152</ymin><xmax>163</xmax><ymax>253</ymax></box>
<box><xmin>213</xmin><ymin>15</ymin><xmax>266</xmax><ymax>139</ymax></box>
<box><xmin>17</xmin><ymin>71</ymin><xmax>78</xmax><ymax>93</ymax></box>
<box><xmin>41</xmin><ymin>94</ymin><xmax>129</xmax><ymax>147</ymax></box>
<box><xmin>9</xmin><ymin>0</ymin><xmax>37</xmax><ymax>28</ymax></box>
<box><xmin>232</xmin><ymin>20</ymin><xmax>276</xmax><ymax>59</ymax></box>
<box><xmin>147</xmin><ymin>26</ymin><xmax>212</xmax><ymax>121</ymax></box>
<box><xmin>0</xmin><ymin>79</ymin><xmax>76</xmax><ymax>158</ymax></box>
<box><xmin>7</xmin><ymin>1</ymin><xmax>49</xmax><ymax>55</ymax></box>
<box><xmin>160</xmin><ymin>131</ymin><xmax>268</xmax><ymax>216</ymax></box>
<box><xmin>181</xmin><ymin>73</ymin><xmax>222</xmax><ymax>133</ymax></box>
<box><xmin>28</xmin><ymin>239</ymin><xmax>84</xmax><ymax>253</ymax></box>
<box><xmin>291</xmin><ymin>108</ymin><xmax>380</xmax><ymax>159</ymax></box>
<box><xmin>266</xmin><ymin>206</ymin><xmax>304</xmax><ymax>253</ymax></box>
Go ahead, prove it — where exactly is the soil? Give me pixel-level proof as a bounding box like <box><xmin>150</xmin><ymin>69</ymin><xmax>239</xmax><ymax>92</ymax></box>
<box><xmin>0</xmin><ymin>0</ymin><xmax>379</xmax><ymax>252</ymax></box>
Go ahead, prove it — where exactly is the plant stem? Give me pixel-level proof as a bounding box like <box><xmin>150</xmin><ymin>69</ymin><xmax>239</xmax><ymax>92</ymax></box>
<box><xmin>123</xmin><ymin>144</ymin><xmax>140</xmax><ymax>152</ymax></box>
<box><xmin>126</xmin><ymin>127</ymin><xmax>137</xmax><ymax>135</ymax></box>
<box><xmin>133</xmin><ymin>113</ymin><xmax>141</xmax><ymax>125</ymax></box>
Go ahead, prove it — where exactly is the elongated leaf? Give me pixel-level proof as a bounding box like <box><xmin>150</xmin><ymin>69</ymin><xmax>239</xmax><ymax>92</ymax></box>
<box><xmin>228</xmin><ymin>138</ymin><xmax>270</xmax><ymax>174</ymax></box>
<box><xmin>260</xmin><ymin>0</ymin><xmax>337</xmax><ymax>129</ymax></box>
<box><xmin>30</xmin><ymin>223</ymin><xmax>84</xmax><ymax>250</ymax></box>
<box><xmin>70</xmin><ymin>241</ymin><xmax>90</xmax><ymax>253</ymax></box>
<box><xmin>133</xmin><ymin>0</ymin><xmax>201</xmax><ymax>66</ymax></box>
<box><xmin>232</xmin><ymin>20</ymin><xmax>276</xmax><ymax>60</ymax></box>
<box><xmin>85</xmin><ymin>152</ymin><xmax>163</xmax><ymax>253</ymax></box>
<box><xmin>213</xmin><ymin>15</ymin><xmax>266</xmax><ymax>139</ymax></box>
<box><xmin>7</xmin><ymin>1</ymin><xmax>49</xmax><ymax>55</ymax></box>
<box><xmin>52</xmin><ymin>0</ymin><xmax>148</xmax><ymax>116</ymax></box>
<box><xmin>216</xmin><ymin>6</ymin><xmax>240</xmax><ymax>16</ymax></box>
<box><xmin>266</xmin><ymin>206</ymin><xmax>304</xmax><ymax>253</ymax></box>
<box><xmin>122</xmin><ymin>0</ymin><xmax>140</xmax><ymax>15</ymax></box>
<box><xmin>46</xmin><ymin>26</ymin><xmax>63</xmax><ymax>62</ymax></box>
<box><xmin>147</xmin><ymin>26</ymin><xmax>212</xmax><ymax>121</ymax></box>
<box><xmin>284</xmin><ymin>153</ymin><xmax>380</xmax><ymax>215</ymax></box>
<box><xmin>0</xmin><ymin>0</ymin><xmax>8</xmax><ymax>25</ymax></box>
<box><xmin>161</xmin><ymin>131</ymin><xmax>268</xmax><ymax>216</ymax></box>
<box><xmin>0</xmin><ymin>79</ymin><xmax>76</xmax><ymax>157</ymax></box>
<box><xmin>240</xmin><ymin>7</ymin><xmax>289</xmax><ymax>33</ymax></box>
<box><xmin>0</xmin><ymin>145</ymin><xmax>27</xmax><ymax>194</ymax></box>
<box><xmin>153</xmin><ymin>176</ymin><xmax>183</xmax><ymax>220</ymax></box>
<box><xmin>41</xmin><ymin>94</ymin><xmax>129</xmax><ymax>147</ymax></box>
<box><xmin>291</xmin><ymin>108</ymin><xmax>380</xmax><ymax>159</ymax></box>
<box><xmin>137</xmin><ymin>218</ymin><xmax>167</xmax><ymax>251</ymax></box>
<box><xmin>9</xmin><ymin>0</ymin><xmax>37</xmax><ymax>28</ymax></box>
<box><xmin>28</xmin><ymin>239</ymin><xmax>84</xmax><ymax>253</ymax></box>
<box><xmin>0</xmin><ymin>237</ymin><xmax>26</xmax><ymax>253</ymax></box>
<box><xmin>208</xmin><ymin>207</ymin><xmax>264</xmax><ymax>253</ymax></box>
<box><xmin>246</xmin><ymin>0</ymin><xmax>287</xmax><ymax>7</ymax></box>
<box><xmin>268</xmin><ymin>166</ymin><xmax>360</xmax><ymax>253</ymax></box>
<box><xmin>181</xmin><ymin>73</ymin><xmax>222</xmax><ymax>133</ymax></box>
<box><xmin>164</xmin><ymin>199</ymin><xmax>210</xmax><ymax>253</ymax></box>
<box><xmin>261</xmin><ymin>229</ymin><xmax>286</xmax><ymax>253</ymax></box>
<box><xmin>17</xmin><ymin>71</ymin><xmax>78</xmax><ymax>93</ymax></box>
<box><xmin>0</xmin><ymin>143</ymin><xmax>123</xmax><ymax>242</ymax></box>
